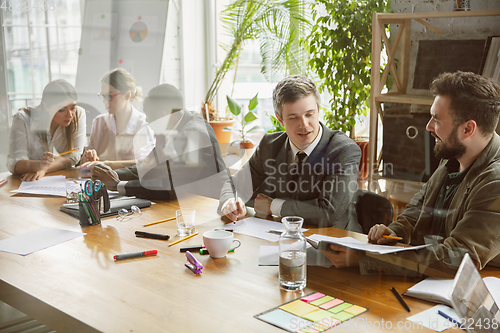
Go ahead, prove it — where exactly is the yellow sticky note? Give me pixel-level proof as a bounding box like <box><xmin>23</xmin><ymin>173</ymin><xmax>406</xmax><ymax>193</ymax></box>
<box><xmin>279</xmin><ymin>300</ymin><xmax>318</xmax><ymax>317</ymax></box>
<box><xmin>344</xmin><ymin>305</ymin><xmax>367</xmax><ymax>316</ymax></box>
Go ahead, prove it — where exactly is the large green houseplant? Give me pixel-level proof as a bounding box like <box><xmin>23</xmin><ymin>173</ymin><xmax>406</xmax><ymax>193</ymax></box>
<box><xmin>202</xmin><ymin>0</ymin><xmax>310</xmax><ymax>122</ymax></box>
<box><xmin>302</xmin><ymin>0</ymin><xmax>390</xmax><ymax>138</ymax></box>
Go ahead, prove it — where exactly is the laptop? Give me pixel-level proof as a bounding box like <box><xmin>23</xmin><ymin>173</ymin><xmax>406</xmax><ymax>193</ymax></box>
<box><xmin>450</xmin><ymin>253</ymin><xmax>500</xmax><ymax>333</ymax></box>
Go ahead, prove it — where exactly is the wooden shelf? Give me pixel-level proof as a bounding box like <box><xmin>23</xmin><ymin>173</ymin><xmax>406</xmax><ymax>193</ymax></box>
<box><xmin>368</xmin><ymin>9</ymin><xmax>500</xmax><ymax>188</ymax></box>
<box><xmin>375</xmin><ymin>93</ymin><xmax>434</xmax><ymax>105</ymax></box>
<box><xmin>376</xmin><ymin>9</ymin><xmax>500</xmax><ymax>21</ymax></box>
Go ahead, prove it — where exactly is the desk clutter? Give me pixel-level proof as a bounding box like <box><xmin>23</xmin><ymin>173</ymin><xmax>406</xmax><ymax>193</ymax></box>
<box><xmin>255</xmin><ymin>292</ymin><xmax>368</xmax><ymax>332</ymax></box>
<box><xmin>78</xmin><ymin>180</ymin><xmax>110</xmax><ymax>226</ymax></box>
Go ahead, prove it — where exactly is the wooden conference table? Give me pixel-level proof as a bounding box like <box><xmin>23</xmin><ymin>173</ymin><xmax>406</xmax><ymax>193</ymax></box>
<box><xmin>1</xmin><ymin>170</ymin><xmax>499</xmax><ymax>333</ymax></box>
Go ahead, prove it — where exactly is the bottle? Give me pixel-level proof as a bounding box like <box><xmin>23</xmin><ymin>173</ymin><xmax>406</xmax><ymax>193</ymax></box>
<box><xmin>279</xmin><ymin>216</ymin><xmax>306</xmax><ymax>291</ymax></box>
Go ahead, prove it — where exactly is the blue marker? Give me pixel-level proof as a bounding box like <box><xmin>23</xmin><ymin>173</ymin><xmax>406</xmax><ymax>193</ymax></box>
<box><xmin>438</xmin><ymin>310</ymin><xmax>461</xmax><ymax>326</ymax></box>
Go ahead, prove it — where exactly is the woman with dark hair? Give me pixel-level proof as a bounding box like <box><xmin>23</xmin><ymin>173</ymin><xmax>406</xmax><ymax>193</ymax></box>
<box><xmin>7</xmin><ymin>79</ymin><xmax>86</xmax><ymax>181</ymax></box>
<box><xmin>80</xmin><ymin>68</ymin><xmax>154</xmax><ymax>170</ymax></box>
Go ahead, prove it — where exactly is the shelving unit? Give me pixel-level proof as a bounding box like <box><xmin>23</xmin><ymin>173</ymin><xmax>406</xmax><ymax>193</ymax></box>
<box><xmin>368</xmin><ymin>9</ymin><xmax>500</xmax><ymax>189</ymax></box>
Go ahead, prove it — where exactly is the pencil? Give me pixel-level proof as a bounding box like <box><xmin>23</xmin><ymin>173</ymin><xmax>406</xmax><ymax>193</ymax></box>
<box><xmin>59</xmin><ymin>148</ymin><xmax>77</xmax><ymax>156</ymax></box>
<box><xmin>168</xmin><ymin>232</ymin><xmax>199</xmax><ymax>247</ymax></box>
<box><xmin>383</xmin><ymin>235</ymin><xmax>402</xmax><ymax>240</ymax></box>
<box><xmin>144</xmin><ymin>217</ymin><xmax>176</xmax><ymax>227</ymax></box>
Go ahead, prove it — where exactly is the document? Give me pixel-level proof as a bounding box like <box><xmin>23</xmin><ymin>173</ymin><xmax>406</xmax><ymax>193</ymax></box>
<box><xmin>11</xmin><ymin>175</ymin><xmax>69</xmax><ymax>197</ymax></box>
<box><xmin>407</xmin><ymin>305</ymin><xmax>461</xmax><ymax>332</ymax></box>
<box><xmin>220</xmin><ymin>217</ymin><xmax>307</xmax><ymax>242</ymax></box>
<box><xmin>309</xmin><ymin>234</ymin><xmax>430</xmax><ymax>254</ymax></box>
<box><xmin>0</xmin><ymin>227</ymin><xmax>84</xmax><ymax>255</ymax></box>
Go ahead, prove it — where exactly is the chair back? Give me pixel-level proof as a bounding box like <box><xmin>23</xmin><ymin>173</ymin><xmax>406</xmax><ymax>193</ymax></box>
<box><xmin>353</xmin><ymin>189</ymin><xmax>393</xmax><ymax>234</ymax></box>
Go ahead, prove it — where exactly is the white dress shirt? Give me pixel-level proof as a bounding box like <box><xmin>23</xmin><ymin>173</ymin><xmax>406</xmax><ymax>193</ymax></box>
<box><xmin>87</xmin><ymin>106</ymin><xmax>154</xmax><ymax>162</ymax></box>
<box><xmin>7</xmin><ymin>106</ymin><xmax>86</xmax><ymax>173</ymax></box>
<box><xmin>270</xmin><ymin>125</ymin><xmax>324</xmax><ymax>216</ymax></box>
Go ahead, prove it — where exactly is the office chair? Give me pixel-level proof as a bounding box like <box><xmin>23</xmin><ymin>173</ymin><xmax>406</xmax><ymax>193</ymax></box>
<box><xmin>353</xmin><ymin>189</ymin><xmax>394</xmax><ymax>234</ymax></box>
<box><xmin>77</xmin><ymin>102</ymin><xmax>102</xmax><ymax>136</ymax></box>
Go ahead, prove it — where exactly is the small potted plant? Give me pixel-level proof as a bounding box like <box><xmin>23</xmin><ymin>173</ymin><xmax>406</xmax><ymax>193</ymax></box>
<box><xmin>227</xmin><ymin>94</ymin><xmax>261</xmax><ymax>157</ymax></box>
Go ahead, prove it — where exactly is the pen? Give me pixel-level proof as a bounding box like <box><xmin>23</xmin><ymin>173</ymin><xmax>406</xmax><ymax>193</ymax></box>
<box><xmin>267</xmin><ymin>229</ymin><xmax>284</xmax><ymax>235</ymax></box>
<box><xmin>135</xmin><ymin>231</ymin><xmax>170</xmax><ymax>240</ymax></box>
<box><xmin>59</xmin><ymin>148</ymin><xmax>77</xmax><ymax>156</ymax></box>
<box><xmin>168</xmin><ymin>232</ymin><xmax>199</xmax><ymax>247</ymax></box>
<box><xmin>0</xmin><ymin>179</ymin><xmax>7</xmax><ymax>187</ymax></box>
<box><xmin>143</xmin><ymin>216</ymin><xmax>176</xmax><ymax>227</ymax></box>
<box><xmin>391</xmin><ymin>287</ymin><xmax>410</xmax><ymax>312</ymax></box>
<box><xmin>438</xmin><ymin>310</ymin><xmax>461</xmax><ymax>326</ymax></box>
<box><xmin>200</xmin><ymin>248</ymin><xmax>235</xmax><ymax>255</ymax></box>
<box><xmin>180</xmin><ymin>245</ymin><xmax>204</xmax><ymax>252</ymax></box>
<box><xmin>114</xmin><ymin>250</ymin><xmax>158</xmax><ymax>261</ymax></box>
<box><xmin>383</xmin><ymin>235</ymin><xmax>403</xmax><ymax>240</ymax></box>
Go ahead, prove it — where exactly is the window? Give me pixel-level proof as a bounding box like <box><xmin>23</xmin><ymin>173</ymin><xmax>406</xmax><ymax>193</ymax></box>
<box><xmin>2</xmin><ymin>0</ymin><xmax>82</xmax><ymax>120</ymax></box>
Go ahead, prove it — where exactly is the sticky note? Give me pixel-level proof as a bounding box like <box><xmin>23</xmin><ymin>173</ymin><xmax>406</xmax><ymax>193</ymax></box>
<box><xmin>302</xmin><ymin>309</ymin><xmax>335</xmax><ymax>323</ymax></box>
<box><xmin>319</xmin><ymin>299</ymin><xmax>344</xmax><ymax>310</ymax></box>
<box><xmin>302</xmin><ymin>311</ymin><xmax>341</xmax><ymax>330</ymax></box>
<box><xmin>328</xmin><ymin>302</ymin><xmax>353</xmax><ymax>314</ymax></box>
<box><xmin>344</xmin><ymin>305</ymin><xmax>367</xmax><ymax>316</ymax></box>
<box><xmin>331</xmin><ymin>311</ymin><xmax>355</xmax><ymax>322</ymax></box>
<box><xmin>301</xmin><ymin>293</ymin><xmax>325</xmax><ymax>303</ymax></box>
<box><xmin>257</xmin><ymin>309</ymin><xmax>312</xmax><ymax>332</ymax></box>
<box><xmin>307</xmin><ymin>323</ymin><xmax>326</xmax><ymax>332</ymax></box>
<box><xmin>309</xmin><ymin>296</ymin><xmax>335</xmax><ymax>306</ymax></box>
<box><xmin>280</xmin><ymin>300</ymin><xmax>318</xmax><ymax>317</ymax></box>
<box><xmin>300</xmin><ymin>328</ymin><xmax>321</xmax><ymax>333</ymax></box>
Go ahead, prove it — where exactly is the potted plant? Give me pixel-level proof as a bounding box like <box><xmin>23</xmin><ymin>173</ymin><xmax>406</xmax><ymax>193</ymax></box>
<box><xmin>201</xmin><ymin>0</ymin><xmax>310</xmax><ymax>151</ymax></box>
<box><xmin>226</xmin><ymin>94</ymin><xmax>261</xmax><ymax>159</ymax></box>
<box><xmin>302</xmin><ymin>0</ymin><xmax>390</xmax><ymax>139</ymax></box>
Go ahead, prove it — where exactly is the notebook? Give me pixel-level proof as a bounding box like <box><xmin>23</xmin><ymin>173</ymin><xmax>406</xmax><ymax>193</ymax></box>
<box><xmin>450</xmin><ymin>254</ymin><xmax>500</xmax><ymax>333</ymax></box>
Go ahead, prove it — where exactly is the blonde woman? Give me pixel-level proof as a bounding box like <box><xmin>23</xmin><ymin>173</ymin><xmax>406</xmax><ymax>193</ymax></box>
<box><xmin>80</xmin><ymin>68</ymin><xmax>154</xmax><ymax>170</ymax></box>
<box><xmin>7</xmin><ymin>79</ymin><xmax>86</xmax><ymax>181</ymax></box>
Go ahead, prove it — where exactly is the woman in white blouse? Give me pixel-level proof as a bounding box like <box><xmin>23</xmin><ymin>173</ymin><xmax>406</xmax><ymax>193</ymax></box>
<box><xmin>7</xmin><ymin>79</ymin><xmax>86</xmax><ymax>181</ymax></box>
<box><xmin>80</xmin><ymin>68</ymin><xmax>153</xmax><ymax>170</ymax></box>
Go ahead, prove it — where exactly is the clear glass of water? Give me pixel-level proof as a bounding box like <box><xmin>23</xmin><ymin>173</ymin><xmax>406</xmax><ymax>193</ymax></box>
<box><xmin>176</xmin><ymin>209</ymin><xmax>196</xmax><ymax>236</ymax></box>
<box><xmin>279</xmin><ymin>216</ymin><xmax>307</xmax><ymax>291</ymax></box>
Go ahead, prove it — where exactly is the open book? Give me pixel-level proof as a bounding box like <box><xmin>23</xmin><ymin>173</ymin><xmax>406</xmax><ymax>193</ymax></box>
<box><xmin>404</xmin><ymin>276</ymin><xmax>500</xmax><ymax>307</ymax></box>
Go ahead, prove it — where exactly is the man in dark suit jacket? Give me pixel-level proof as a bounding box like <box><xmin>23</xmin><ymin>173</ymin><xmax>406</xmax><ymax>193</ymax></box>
<box><xmin>219</xmin><ymin>75</ymin><xmax>361</xmax><ymax>228</ymax></box>
<box><xmin>91</xmin><ymin>85</ymin><xmax>228</xmax><ymax>201</ymax></box>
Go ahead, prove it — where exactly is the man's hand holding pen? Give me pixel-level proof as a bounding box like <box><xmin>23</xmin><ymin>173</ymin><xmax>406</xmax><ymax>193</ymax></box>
<box><xmin>222</xmin><ymin>197</ymin><xmax>246</xmax><ymax>222</ymax></box>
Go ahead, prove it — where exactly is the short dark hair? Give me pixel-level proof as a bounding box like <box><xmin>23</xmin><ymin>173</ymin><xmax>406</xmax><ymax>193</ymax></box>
<box><xmin>272</xmin><ymin>75</ymin><xmax>320</xmax><ymax>118</ymax></box>
<box><xmin>430</xmin><ymin>71</ymin><xmax>500</xmax><ymax>135</ymax></box>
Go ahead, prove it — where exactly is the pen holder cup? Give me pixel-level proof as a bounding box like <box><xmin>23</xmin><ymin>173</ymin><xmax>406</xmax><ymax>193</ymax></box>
<box><xmin>79</xmin><ymin>200</ymin><xmax>101</xmax><ymax>226</ymax></box>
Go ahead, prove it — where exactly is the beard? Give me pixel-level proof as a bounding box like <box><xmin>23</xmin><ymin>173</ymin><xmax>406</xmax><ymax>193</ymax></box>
<box><xmin>432</xmin><ymin>126</ymin><xmax>466</xmax><ymax>160</ymax></box>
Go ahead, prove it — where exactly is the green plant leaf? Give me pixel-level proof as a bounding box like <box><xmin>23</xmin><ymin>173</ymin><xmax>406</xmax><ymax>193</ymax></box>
<box><xmin>226</xmin><ymin>95</ymin><xmax>241</xmax><ymax>116</ymax></box>
<box><xmin>246</xmin><ymin>125</ymin><xmax>261</xmax><ymax>133</ymax></box>
<box><xmin>248</xmin><ymin>93</ymin><xmax>258</xmax><ymax>111</ymax></box>
<box><xmin>244</xmin><ymin>111</ymin><xmax>257</xmax><ymax>123</ymax></box>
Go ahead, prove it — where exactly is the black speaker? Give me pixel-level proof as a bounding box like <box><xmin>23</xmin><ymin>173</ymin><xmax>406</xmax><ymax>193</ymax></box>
<box><xmin>382</xmin><ymin>113</ymin><xmax>440</xmax><ymax>182</ymax></box>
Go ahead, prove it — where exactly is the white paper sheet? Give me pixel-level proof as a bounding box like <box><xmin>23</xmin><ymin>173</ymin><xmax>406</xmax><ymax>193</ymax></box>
<box><xmin>11</xmin><ymin>176</ymin><xmax>70</xmax><ymax>197</ymax></box>
<box><xmin>309</xmin><ymin>234</ymin><xmax>430</xmax><ymax>254</ymax></box>
<box><xmin>407</xmin><ymin>305</ymin><xmax>461</xmax><ymax>332</ymax></box>
<box><xmin>220</xmin><ymin>217</ymin><xmax>307</xmax><ymax>242</ymax></box>
<box><xmin>0</xmin><ymin>227</ymin><xmax>84</xmax><ymax>255</ymax></box>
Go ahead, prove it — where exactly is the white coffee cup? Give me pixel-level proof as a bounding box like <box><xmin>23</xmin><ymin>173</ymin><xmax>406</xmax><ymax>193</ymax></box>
<box><xmin>203</xmin><ymin>230</ymin><xmax>241</xmax><ymax>259</ymax></box>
